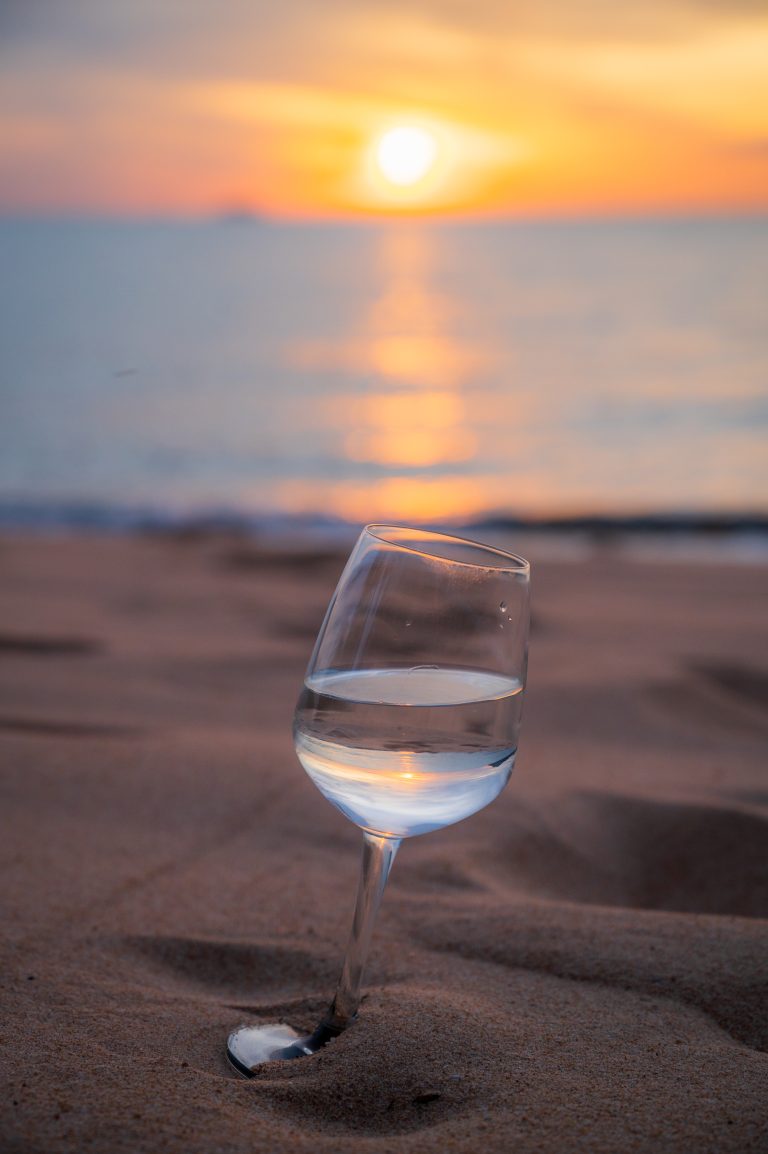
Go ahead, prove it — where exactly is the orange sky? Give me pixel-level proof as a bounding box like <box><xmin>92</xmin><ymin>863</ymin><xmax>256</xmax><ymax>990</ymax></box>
<box><xmin>1</xmin><ymin>0</ymin><xmax>767</xmax><ymax>218</ymax></box>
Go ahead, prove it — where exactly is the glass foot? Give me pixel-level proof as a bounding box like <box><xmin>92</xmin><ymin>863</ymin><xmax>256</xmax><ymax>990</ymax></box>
<box><xmin>226</xmin><ymin>1023</ymin><xmax>307</xmax><ymax>1075</ymax></box>
<box><xmin>226</xmin><ymin>1019</ymin><xmax>344</xmax><ymax>1076</ymax></box>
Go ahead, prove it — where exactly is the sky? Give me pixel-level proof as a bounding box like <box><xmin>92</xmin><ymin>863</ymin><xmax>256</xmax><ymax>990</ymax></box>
<box><xmin>1</xmin><ymin>0</ymin><xmax>767</xmax><ymax>218</ymax></box>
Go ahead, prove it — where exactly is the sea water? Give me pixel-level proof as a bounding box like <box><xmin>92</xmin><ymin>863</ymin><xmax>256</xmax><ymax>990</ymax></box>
<box><xmin>1</xmin><ymin>218</ymin><xmax>766</xmax><ymax>529</ymax></box>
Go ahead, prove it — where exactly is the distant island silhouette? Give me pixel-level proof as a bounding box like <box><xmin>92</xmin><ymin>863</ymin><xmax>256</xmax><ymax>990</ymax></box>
<box><xmin>214</xmin><ymin>207</ymin><xmax>266</xmax><ymax>224</ymax></box>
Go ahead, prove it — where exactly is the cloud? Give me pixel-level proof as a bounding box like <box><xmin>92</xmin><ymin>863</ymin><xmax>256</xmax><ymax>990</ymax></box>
<box><xmin>372</xmin><ymin>0</ymin><xmax>768</xmax><ymax>42</ymax></box>
<box><xmin>3</xmin><ymin>0</ymin><xmax>766</xmax><ymax>70</ymax></box>
<box><xmin>0</xmin><ymin>0</ymin><xmax>766</xmax><ymax>215</ymax></box>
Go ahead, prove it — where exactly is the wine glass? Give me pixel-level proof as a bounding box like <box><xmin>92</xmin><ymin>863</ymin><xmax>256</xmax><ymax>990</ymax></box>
<box><xmin>226</xmin><ymin>524</ymin><xmax>530</xmax><ymax>1075</ymax></box>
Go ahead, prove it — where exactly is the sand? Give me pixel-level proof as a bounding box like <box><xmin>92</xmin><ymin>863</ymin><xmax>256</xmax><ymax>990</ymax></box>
<box><xmin>1</xmin><ymin>532</ymin><xmax>766</xmax><ymax>1153</ymax></box>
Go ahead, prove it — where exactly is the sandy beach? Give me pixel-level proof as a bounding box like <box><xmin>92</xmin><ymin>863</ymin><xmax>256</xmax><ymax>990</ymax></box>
<box><xmin>1</xmin><ymin>532</ymin><xmax>766</xmax><ymax>1153</ymax></box>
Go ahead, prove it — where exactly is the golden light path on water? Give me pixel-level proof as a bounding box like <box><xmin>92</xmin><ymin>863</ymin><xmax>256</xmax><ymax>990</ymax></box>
<box><xmin>278</xmin><ymin>227</ymin><xmax>504</xmax><ymax>523</ymax></box>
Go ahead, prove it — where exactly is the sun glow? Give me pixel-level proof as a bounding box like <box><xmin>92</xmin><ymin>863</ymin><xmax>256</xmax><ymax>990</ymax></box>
<box><xmin>375</xmin><ymin>127</ymin><xmax>438</xmax><ymax>187</ymax></box>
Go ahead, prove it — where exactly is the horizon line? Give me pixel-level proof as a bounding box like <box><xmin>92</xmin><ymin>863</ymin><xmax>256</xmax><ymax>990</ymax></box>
<box><xmin>1</xmin><ymin>206</ymin><xmax>767</xmax><ymax>227</ymax></box>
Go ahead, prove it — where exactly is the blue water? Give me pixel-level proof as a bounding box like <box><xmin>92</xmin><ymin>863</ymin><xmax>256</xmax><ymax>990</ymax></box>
<box><xmin>1</xmin><ymin>217</ymin><xmax>766</xmax><ymax>528</ymax></box>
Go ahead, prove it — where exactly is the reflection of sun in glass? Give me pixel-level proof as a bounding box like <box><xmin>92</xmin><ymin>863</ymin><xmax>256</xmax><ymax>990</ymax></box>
<box><xmin>376</xmin><ymin>127</ymin><xmax>438</xmax><ymax>187</ymax></box>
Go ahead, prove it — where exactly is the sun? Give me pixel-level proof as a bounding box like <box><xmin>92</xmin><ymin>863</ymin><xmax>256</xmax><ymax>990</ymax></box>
<box><xmin>375</xmin><ymin>126</ymin><xmax>438</xmax><ymax>187</ymax></box>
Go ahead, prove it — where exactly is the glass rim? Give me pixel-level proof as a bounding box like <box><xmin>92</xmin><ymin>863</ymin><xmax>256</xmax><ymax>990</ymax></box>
<box><xmin>364</xmin><ymin>523</ymin><xmax>530</xmax><ymax>574</ymax></box>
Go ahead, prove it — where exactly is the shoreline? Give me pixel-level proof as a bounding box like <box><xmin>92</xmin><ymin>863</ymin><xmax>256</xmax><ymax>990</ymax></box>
<box><xmin>1</xmin><ymin>511</ymin><xmax>767</xmax><ymax>567</ymax></box>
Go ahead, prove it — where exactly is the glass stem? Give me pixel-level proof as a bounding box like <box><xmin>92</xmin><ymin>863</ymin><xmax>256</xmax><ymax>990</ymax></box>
<box><xmin>321</xmin><ymin>831</ymin><xmax>400</xmax><ymax>1032</ymax></box>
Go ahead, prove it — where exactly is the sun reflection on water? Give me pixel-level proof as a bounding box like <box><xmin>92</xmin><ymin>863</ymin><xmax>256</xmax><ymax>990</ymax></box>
<box><xmin>284</xmin><ymin>226</ymin><xmax>493</xmax><ymax>521</ymax></box>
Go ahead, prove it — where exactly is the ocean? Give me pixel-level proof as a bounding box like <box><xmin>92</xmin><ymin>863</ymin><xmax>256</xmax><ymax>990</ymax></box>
<box><xmin>1</xmin><ymin>217</ymin><xmax>766</xmax><ymax>539</ymax></box>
